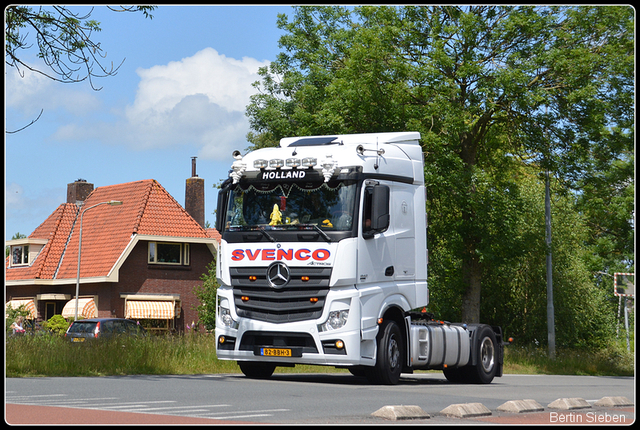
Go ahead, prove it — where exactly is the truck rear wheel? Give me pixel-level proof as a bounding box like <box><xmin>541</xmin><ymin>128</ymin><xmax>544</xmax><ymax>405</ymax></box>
<box><xmin>442</xmin><ymin>366</ymin><xmax>466</xmax><ymax>383</ymax></box>
<box><xmin>238</xmin><ymin>361</ymin><xmax>276</xmax><ymax>379</ymax></box>
<box><xmin>365</xmin><ymin>320</ymin><xmax>403</xmax><ymax>385</ymax></box>
<box><xmin>467</xmin><ymin>326</ymin><xmax>498</xmax><ymax>384</ymax></box>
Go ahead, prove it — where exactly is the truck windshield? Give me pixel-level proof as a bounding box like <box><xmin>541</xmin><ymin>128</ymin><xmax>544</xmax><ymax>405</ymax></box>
<box><xmin>224</xmin><ymin>181</ymin><xmax>357</xmax><ymax>232</ymax></box>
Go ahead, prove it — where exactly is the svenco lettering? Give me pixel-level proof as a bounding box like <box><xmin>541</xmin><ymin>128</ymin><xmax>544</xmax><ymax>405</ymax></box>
<box><xmin>231</xmin><ymin>248</ymin><xmax>330</xmax><ymax>262</ymax></box>
<box><xmin>260</xmin><ymin>170</ymin><xmax>307</xmax><ymax>180</ymax></box>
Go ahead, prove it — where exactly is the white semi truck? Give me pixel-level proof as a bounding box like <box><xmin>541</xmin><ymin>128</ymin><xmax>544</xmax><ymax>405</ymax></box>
<box><xmin>215</xmin><ymin>132</ymin><xmax>505</xmax><ymax>384</ymax></box>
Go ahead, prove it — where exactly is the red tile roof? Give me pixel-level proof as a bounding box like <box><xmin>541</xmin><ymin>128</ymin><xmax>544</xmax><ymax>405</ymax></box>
<box><xmin>206</xmin><ymin>228</ymin><xmax>221</xmax><ymax>244</ymax></box>
<box><xmin>6</xmin><ymin>179</ymin><xmax>213</xmax><ymax>282</ymax></box>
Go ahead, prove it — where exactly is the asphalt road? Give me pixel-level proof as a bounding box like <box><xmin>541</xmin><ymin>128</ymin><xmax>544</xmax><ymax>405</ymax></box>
<box><xmin>5</xmin><ymin>372</ymin><xmax>635</xmax><ymax>424</ymax></box>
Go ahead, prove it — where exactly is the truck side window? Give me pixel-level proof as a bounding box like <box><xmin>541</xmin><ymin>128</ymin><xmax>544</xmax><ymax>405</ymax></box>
<box><xmin>363</xmin><ymin>184</ymin><xmax>390</xmax><ymax>239</ymax></box>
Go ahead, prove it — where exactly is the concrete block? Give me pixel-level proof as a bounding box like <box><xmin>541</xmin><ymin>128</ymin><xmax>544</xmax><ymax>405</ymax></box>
<box><xmin>371</xmin><ymin>405</ymin><xmax>430</xmax><ymax>420</ymax></box>
<box><xmin>440</xmin><ymin>403</ymin><xmax>492</xmax><ymax>418</ymax></box>
<box><xmin>594</xmin><ymin>396</ymin><xmax>633</xmax><ymax>407</ymax></box>
<box><xmin>497</xmin><ymin>399</ymin><xmax>544</xmax><ymax>413</ymax></box>
<box><xmin>548</xmin><ymin>398</ymin><xmax>591</xmax><ymax>410</ymax></box>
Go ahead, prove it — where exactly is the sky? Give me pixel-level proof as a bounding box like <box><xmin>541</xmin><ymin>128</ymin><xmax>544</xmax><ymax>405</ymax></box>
<box><xmin>5</xmin><ymin>5</ymin><xmax>294</xmax><ymax>241</ymax></box>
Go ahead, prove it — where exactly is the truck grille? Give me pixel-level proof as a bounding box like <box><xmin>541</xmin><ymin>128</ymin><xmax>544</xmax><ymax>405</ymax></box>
<box><xmin>231</xmin><ymin>266</ymin><xmax>331</xmax><ymax>323</ymax></box>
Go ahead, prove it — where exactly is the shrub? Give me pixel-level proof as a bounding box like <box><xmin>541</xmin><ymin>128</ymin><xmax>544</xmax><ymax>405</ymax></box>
<box><xmin>42</xmin><ymin>315</ymin><xmax>70</xmax><ymax>335</ymax></box>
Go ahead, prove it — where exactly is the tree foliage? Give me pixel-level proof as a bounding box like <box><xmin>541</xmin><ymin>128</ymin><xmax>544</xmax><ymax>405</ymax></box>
<box><xmin>194</xmin><ymin>260</ymin><xmax>218</xmax><ymax>332</ymax></box>
<box><xmin>5</xmin><ymin>5</ymin><xmax>155</xmax><ymax>90</ymax></box>
<box><xmin>246</xmin><ymin>6</ymin><xmax>634</xmax><ymax>347</ymax></box>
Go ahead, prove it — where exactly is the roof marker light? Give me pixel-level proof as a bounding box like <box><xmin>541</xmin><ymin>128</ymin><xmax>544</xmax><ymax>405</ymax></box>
<box><xmin>286</xmin><ymin>158</ymin><xmax>301</xmax><ymax>168</ymax></box>
<box><xmin>302</xmin><ymin>157</ymin><xmax>317</xmax><ymax>168</ymax></box>
<box><xmin>254</xmin><ymin>159</ymin><xmax>268</xmax><ymax>169</ymax></box>
<box><xmin>269</xmin><ymin>159</ymin><xmax>285</xmax><ymax>168</ymax></box>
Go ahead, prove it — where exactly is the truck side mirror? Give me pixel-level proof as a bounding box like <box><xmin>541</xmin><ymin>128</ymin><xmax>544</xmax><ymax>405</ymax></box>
<box><xmin>363</xmin><ymin>184</ymin><xmax>390</xmax><ymax>239</ymax></box>
<box><xmin>215</xmin><ymin>181</ymin><xmax>231</xmax><ymax>232</ymax></box>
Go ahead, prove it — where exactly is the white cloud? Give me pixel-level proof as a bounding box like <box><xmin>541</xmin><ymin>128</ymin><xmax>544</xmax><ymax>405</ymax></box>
<box><xmin>10</xmin><ymin>48</ymin><xmax>268</xmax><ymax>161</ymax></box>
<box><xmin>5</xmin><ymin>66</ymin><xmax>101</xmax><ymax>117</ymax></box>
<box><xmin>113</xmin><ymin>47</ymin><xmax>269</xmax><ymax>158</ymax></box>
<box><xmin>130</xmin><ymin>48</ymin><xmax>264</xmax><ymax>115</ymax></box>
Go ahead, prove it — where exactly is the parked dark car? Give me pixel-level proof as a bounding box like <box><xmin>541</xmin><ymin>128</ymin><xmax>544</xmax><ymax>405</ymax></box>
<box><xmin>65</xmin><ymin>318</ymin><xmax>146</xmax><ymax>342</ymax></box>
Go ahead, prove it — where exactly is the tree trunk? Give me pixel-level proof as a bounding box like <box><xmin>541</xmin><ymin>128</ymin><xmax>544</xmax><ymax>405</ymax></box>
<box><xmin>459</xmin><ymin>128</ymin><xmax>483</xmax><ymax>324</ymax></box>
<box><xmin>461</xmin><ymin>244</ymin><xmax>482</xmax><ymax>323</ymax></box>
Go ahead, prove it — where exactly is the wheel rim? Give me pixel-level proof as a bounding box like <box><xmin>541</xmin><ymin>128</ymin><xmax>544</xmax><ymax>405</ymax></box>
<box><xmin>388</xmin><ymin>334</ymin><xmax>400</xmax><ymax>369</ymax></box>
<box><xmin>480</xmin><ymin>336</ymin><xmax>495</xmax><ymax>373</ymax></box>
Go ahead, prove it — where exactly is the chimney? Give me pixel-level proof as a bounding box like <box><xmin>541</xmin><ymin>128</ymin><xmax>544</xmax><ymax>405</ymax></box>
<box><xmin>67</xmin><ymin>179</ymin><xmax>94</xmax><ymax>204</ymax></box>
<box><xmin>185</xmin><ymin>157</ymin><xmax>205</xmax><ymax>227</ymax></box>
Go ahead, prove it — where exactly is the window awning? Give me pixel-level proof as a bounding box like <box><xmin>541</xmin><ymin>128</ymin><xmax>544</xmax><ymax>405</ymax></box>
<box><xmin>5</xmin><ymin>299</ymin><xmax>38</xmax><ymax>320</ymax></box>
<box><xmin>61</xmin><ymin>298</ymin><xmax>97</xmax><ymax>319</ymax></box>
<box><xmin>125</xmin><ymin>300</ymin><xmax>176</xmax><ymax>319</ymax></box>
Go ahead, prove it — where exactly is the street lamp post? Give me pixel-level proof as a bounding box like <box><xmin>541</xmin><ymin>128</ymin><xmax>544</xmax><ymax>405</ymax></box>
<box><xmin>74</xmin><ymin>200</ymin><xmax>122</xmax><ymax>321</ymax></box>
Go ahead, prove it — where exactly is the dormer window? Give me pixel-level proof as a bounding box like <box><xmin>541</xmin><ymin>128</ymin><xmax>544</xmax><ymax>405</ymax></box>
<box><xmin>6</xmin><ymin>238</ymin><xmax>47</xmax><ymax>268</ymax></box>
<box><xmin>12</xmin><ymin>245</ymin><xmax>29</xmax><ymax>266</ymax></box>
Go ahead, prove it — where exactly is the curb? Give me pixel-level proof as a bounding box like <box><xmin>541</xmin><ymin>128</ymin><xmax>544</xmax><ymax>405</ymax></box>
<box><xmin>440</xmin><ymin>402</ymin><xmax>492</xmax><ymax>418</ymax></box>
<box><xmin>371</xmin><ymin>405</ymin><xmax>430</xmax><ymax>420</ymax></box>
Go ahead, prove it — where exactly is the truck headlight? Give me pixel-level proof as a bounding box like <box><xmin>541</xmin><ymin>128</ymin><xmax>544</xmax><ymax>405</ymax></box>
<box><xmin>319</xmin><ymin>310</ymin><xmax>349</xmax><ymax>332</ymax></box>
<box><xmin>218</xmin><ymin>306</ymin><xmax>238</xmax><ymax>329</ymax></box>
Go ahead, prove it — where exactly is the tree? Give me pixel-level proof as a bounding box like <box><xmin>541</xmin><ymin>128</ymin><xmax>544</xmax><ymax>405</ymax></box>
<box><xmin>246</xmin><ymin>6</ymin><xmax>634</xmax><ymax>326</ymax></box>
<box><xmin>194</xmin><ymin>261</ymin><xmax>218</xmax><ymax>331</ymax></box>
<box><xmin>5</xmin><ymin>5</ymin><xmax>155</xmax><ymax>132</ymax></box>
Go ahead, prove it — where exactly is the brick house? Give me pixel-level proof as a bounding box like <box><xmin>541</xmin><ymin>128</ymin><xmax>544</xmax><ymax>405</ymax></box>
<box><xmin>5</xmin><ymin>173</ymin><xmax>218</xmax><ymax>333</ymax></box>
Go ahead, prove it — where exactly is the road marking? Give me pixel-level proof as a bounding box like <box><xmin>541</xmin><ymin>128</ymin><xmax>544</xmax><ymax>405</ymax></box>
<box><xmin>194</xmin><ymin>408</ymin><xmax>290</xmax><ymax>419</ymax></box>
<box><xmin>6</xmin><ymin>393</ymin><xmax>290</xmax><ymax>422</ymax></box>
<box><xmin>110</xmin><ymin>404</ymin><xmax>231</xmax><ymax>412</ymax></box>
<box><xmin>5</xmin><ymin>394</ymin><xmax>67</xmax><ymax>400</ymax></box>
<box><xmin>210</xmin><ymin>414</ymin><xmax>274</xmax><ymax>420</ymax></box>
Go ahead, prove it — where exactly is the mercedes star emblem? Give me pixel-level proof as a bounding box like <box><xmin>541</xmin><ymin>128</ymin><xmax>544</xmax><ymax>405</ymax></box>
<box><xmin>267</xmin><ymin>262</ymin><xmax>290</xmax><ymax>288</ymax></box>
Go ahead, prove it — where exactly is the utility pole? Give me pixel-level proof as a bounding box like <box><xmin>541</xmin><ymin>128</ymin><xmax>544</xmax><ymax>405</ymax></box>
<box><xmin>545</xmin><ymin>166</ymin><xmax>556</xmax><ymax>360</ymax></box>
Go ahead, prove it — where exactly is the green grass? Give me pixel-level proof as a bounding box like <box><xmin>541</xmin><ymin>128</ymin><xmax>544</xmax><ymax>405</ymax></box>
<box><xmin>6</xmin><ymin>334</ymin><xmax>238</xmax><ymax>377</ymax></box>
<box><xmin>503</xmin><ymin>341</ymin><xmax>634</xmax><ymax>376</ymax></box>
<box><xmin>5</xmin><ymin>333</ymin><xmax>634</xmax><ymax>378</ymax></box>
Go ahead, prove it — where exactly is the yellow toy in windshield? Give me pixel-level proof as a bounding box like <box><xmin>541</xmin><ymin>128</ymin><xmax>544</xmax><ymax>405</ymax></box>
<box><xmin>269</xmin><ymin>204</ymin><xmax>282</xmax><ymax>225</ymax></box>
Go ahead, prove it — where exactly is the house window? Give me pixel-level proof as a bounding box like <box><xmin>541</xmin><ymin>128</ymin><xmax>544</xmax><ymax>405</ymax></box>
<box><xmin>148</xmin><ymin>242</ymin><xmax>187</xmax><ymax>265</ymax></box>
<box><xmin>11</xmin><ymin>245</ymin><xmax>29</xmax><ymax>266</ymax></box>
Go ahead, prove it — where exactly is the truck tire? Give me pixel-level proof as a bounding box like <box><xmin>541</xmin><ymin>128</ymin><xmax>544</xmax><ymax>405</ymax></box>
<box><xmin>365</xmin><ymin>320</ymin><xmax>403</xmax><ymax>385</ymax></box>
<box><xmin>347</xmin><ymin>366</ymin><xmax>367</xmax><ymax>378</ymax></box>
<box><xmin>239</xmin><ymin>361</ymin><xmax>276</xmax><ymax>379</ymax></box>
<box><xmin>467</xmin><ymin>325</ymin><xmax>498</xmax><ymax>384</ymax></box>
<box><xmin>442</xmin><ymin>366</ymin><xmax>466</xmax><ymax>383</ymax></box>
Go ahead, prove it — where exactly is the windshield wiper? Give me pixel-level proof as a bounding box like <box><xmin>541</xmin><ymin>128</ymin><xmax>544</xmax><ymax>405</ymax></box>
<box><xmin>310</xmin><ymin>224</ymin><xmax>332</xmax><ymax>243</ymax></box>
<box><xmin>258</xmin><ymin>227</ymin><xmax>277</xmax><ymax>242</ymax></box>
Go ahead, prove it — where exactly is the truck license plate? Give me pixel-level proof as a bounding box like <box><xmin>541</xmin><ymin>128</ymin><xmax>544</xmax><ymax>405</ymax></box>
<box><xmin>260</xmin><ymin>348</ymin><xmax>291</xmax><ymax>357</ymax></box>
<box><xmin>72</xmin><ymin>337</ymin><xmax>85</xmax><ymax>342</ymax></box>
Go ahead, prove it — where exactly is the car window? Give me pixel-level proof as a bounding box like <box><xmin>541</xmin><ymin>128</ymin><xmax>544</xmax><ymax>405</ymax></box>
<box><xmin>101</xmin><ymin>321</ymin><xmax>114</xmax><ymax>334</ymax></box>
<box><xmin>113</xmin><ymin>321</ymin><xmax>127</xmax><ymax>334</ymax></box>
<box><xmin>69</xmin><ymin>321</ymin><xmax>97</xmax><ymax>334</ymax></box>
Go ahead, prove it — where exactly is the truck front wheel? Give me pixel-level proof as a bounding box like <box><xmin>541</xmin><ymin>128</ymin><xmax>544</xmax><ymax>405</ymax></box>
<box><xmin>366</xmin><ymin>320</ymin><xmax>403</xmax><ymax>385</ymax></box>
<box><xmin>238</xmin><ymin>361</ymin><xmax>276</xmax><ymax>379</ymax></box>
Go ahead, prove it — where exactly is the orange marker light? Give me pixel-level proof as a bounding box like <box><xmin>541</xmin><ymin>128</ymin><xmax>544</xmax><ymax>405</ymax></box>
<box><xmin>310</xmin><ymin>297</ymin><xmax>319</xmax><ymax>303</ymax></box>
<box><xmin>301</xmin><ymin>276</ymin><xmax>310</xmax><ymax>282</ymax></box>
<box><xmin>249</xmin><ymin>276</ymin><xmax>257</xmax><ymax>281</ymax></box>
<box><xmin>241</xmin><ymin>296</ymin><xmax>250</xmax><ymax>302</ymax></box>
